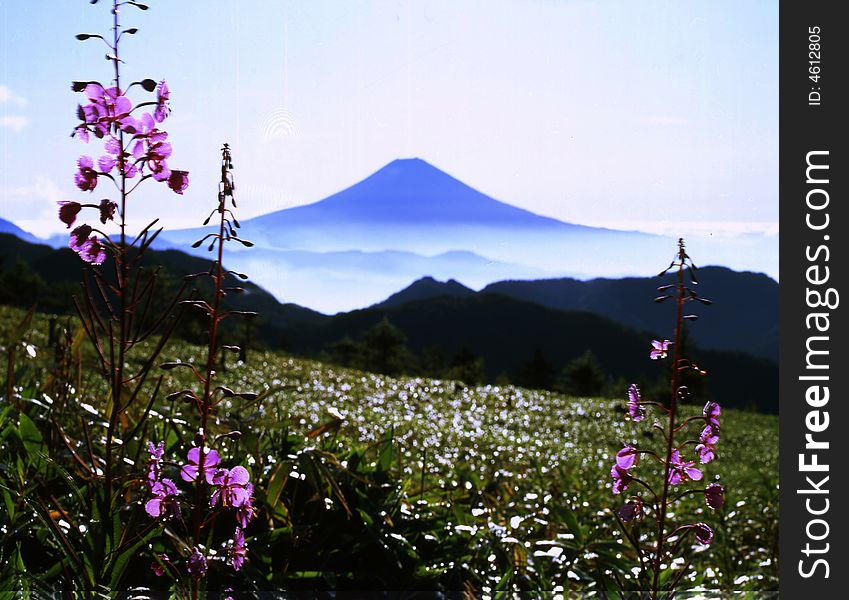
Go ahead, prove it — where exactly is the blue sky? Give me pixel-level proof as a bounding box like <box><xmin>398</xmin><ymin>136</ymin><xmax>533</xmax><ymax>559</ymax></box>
<box><xmin>1</xmin><ymin>0</ymin><xmax>777</xmax><ymax>240</ymax></box>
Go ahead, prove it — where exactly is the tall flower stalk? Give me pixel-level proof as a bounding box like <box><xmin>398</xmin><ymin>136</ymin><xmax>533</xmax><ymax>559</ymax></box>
<box><xmin>611</xmin><ymin>239</ymin><xmax>724</xmax><ymax>598</ymax></box>
<box><xmin>53</xmin><ymin>0</ymin><xmax>189</xmax><ymax>589</ymax></box>
<box><xmin>146</xmin><ymin>145</ymin><xmax>258</xmax><ymax>595</ymax></box>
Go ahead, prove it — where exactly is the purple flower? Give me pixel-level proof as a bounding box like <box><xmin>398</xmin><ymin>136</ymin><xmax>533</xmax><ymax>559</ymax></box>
<box><xmin>150</xmin><ymin>159</ymin><xmax>171</xmax><ymax>183</ymax></box>
<box><xmin>146</xmin><ymin>440</ymin><xmax>165</xmax><ymax>486</ymax></box>
<box><xmin>703</xmin><ymin>401</ymin><xmax>721</xmax><ymax>430</ymax></box>
<box><xmin>131</xmin><ymin>113</ymin><xmax>169</xmax><ymax>161</ymax></box>
<box><xmin>104</xmin><ymin>135</ymin><xmax>122</xmax><ymax>156</ymax></box>
<box><xmin>148</xmin><ymin>440</ymin><xmax>165</xmax><ymax>461</ymax></box>
<box><xmin>79</xmin><ymin>236</ymin><xmax>107</xmax><ymax>265</ymax></box>
<box><xmin>704</xmin><ymin>483</ymin><xmax>725</xmax><ymax>510</ymax></box>
<box><xmin>75</xmin><ymin>156</ymin><xmax>98</xmax><ymax>192</ymax></box>
<box><xmin>693</xmin><ymin>522</ymin><xmax>714</xmax><ymax>545</ymax></box>
<box><xmin>229</xmin><ymin>527</ymin><xmax>247</xmax><ymax>572</ymax></box>
<box><xmin>211</xmin><ymin>466</ymin><xmax>252</xmax><ymax>508</ymax></box>
<box><xmin>69</xmin><ymin>225</ymin><xmax>92</xmax><ymax>252</ymax></box>
<box><xmin>58</xmin><ymin>201</ymin><xmax>82</xmax><ymax>228</ymax></box>
<box><xmin>154</xmin><ymin>80</ymin><xmax>170</xmax><ymax>123</ymax></box>
<box><xmin>695</xmin><ymin>426</ymin><xmax>720</xmax><ymax>464</ymax></box>
<box><xmin>146</xmin><ymin>139</ymin><xmax>172</xmax><ymax>162</ymax></box>
<box><xmin>187</xmin><ymin>547</ymin><xmax>208</xmax><ymax>577</ymax></box>
<box><xmin>98</xmin><ymin>199</ymin><xmax>118</xmax><ymax>224</ymax></box>
<box><xmin>168</xmin><ymin>170</ymin><xmax>189</xmax><ymax>195</ymax></box>
<box><xmin>118</xmin><ymin>114</ymin><xmax>141</xmax><ymax>135</ymax></box>
<box><xmin>97</xmin><ymin>155</ymin><xmax>117</xmax><ymax>173</ymax></box>
<box><xmin>80</xmin><ymin>84</ymin><xmax>133</xmax><ymax>136</ymax></box>
<box><xmin>150</xmin><ymin>553</ymin><xmax>170</xmax><ymax>577</ymax></box>
<box><xmin>180</xmin><ymin>447</ymin><xmax>221</xmax><ymax>484</ymax></box>
<box><xmin>649</xmin><ymin>339</ymin><xmax>671</xmax><ymax>360</ymax></box>
<box><xmin>618</xmin><ymin>498</ymin><xmax>643</xmax><ymax>522</ymax></box>
<box><xmin>145</xmin><ymin>478</ymin><xmax>180</xmax><ymax>519</ymax></box>
<box><xmin>611</xmin><ymin>464</ymin><xmax>633</xmax><ymax>495</ymax></box>
<box><xmin>626</xmin><ymin>384</ymin><xmax>644</xmax><ymax>421</ymax></box>
<box><xmin>615</xmin><ymin>445</ymin><xmax>640</xmax><ymax>470</ymax></box>
<box><xmin>667</xmin><ymin>449</ymin><xmax>702</xmax><ymax>485</ymax></box>
<box><xmin>235</xmin><ymin>491</ymin><xmax>255</xmax><ymax>528</ymax></box>
<box><xmin>74</xmin><ymin>125</ymin><xmax>90</xmax><ymax>143</ymax></box>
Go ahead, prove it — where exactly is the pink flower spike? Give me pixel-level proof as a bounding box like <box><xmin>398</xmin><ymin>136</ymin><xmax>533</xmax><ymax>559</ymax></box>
<box><xmin>154</xmin><ymin>80</ymin><xmax>170</xmax><ymax>122</ymax></box>
<box><xmin>626</xmin><ymin>383</ymin><xmax>644</xmax><ymax>421</ymax></box>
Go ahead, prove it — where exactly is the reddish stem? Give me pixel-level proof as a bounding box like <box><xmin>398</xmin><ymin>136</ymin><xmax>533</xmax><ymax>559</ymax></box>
<box><xmin>650</xmin><ymin>239</ymin><xmax>687</xmax><ymax>599</ymax></box>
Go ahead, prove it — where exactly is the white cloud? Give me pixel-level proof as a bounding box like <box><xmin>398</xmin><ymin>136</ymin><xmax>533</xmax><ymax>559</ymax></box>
<box><xmin>0</xmin><ymin>177</ymin><xmax>68</xmax><ymax>237</ymax></box>
<box><xmin>0</xmin><ymin>85</ymin><xmax>27</xmax><ymax>108</ymax></box>
<box><xmin>0</xmin><ymin>115</ymin><xmax>29</xmax><ymax>132</ymax></box>
<box><xmin>1</xmin><ymin>85</ymin><xmax>29</xmax><ymax>132</ymax></box>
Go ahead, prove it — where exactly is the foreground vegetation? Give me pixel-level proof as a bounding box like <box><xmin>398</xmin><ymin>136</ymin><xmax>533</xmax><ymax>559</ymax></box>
<box><xmin>1</xmin><ymin>305</ymin><xmax>778</xmax><ymax>595</ymax></box>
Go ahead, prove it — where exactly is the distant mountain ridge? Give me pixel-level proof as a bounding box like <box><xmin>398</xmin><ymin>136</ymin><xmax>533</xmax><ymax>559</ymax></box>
<box><xmin>0</xmin><ymin>218</ymin><xmax>41</xmax><ymax>245</ymax></box>
<box><xmin>378</xmin><ymin>276</ymin><xmax>475</xmax><ymax>307</ymax></box>
<box><xmin>375</xmin><ymin>268</ymin><xmax>779</xmax><ymax>361</ymax></box>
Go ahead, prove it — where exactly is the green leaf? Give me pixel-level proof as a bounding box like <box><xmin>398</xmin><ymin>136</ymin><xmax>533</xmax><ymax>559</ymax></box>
<box><xmin>377</xmin><ymin>426</ymin><xmax>395</xmax><ymax>474</ymax></box>
<box><xmin>108</xmin><ymin>529</ymin><xmax>156</xmax><ymax>590</ymax></box>
<box><xmin>558</xmin><ymin>504</ymin><xmax>583</xmax><ymax>545</ymax></box>
<box><xmin>265</xmin><ymin>463</ymin><xmax>288</xmax><ymax>509</ymax></box>
<box><xmin>18</xmin><ymin>412</ymin><xmax>43</xmax><ymax>457</ymax></box>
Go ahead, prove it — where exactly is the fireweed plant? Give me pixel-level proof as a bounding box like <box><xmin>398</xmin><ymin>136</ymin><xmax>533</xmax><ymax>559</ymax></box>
<box><xmin>39</xmin><ymin>0</ymin><xmax>194</xmax><ymax>590</ymax></box>
<box><xmin>144</xmin><ymin>144</ymin><xmax>259</xmax><ymax>594</ymax></box>
<box><xmin>612</xmin><ymin>239</ymin><xmax>725</xmax><ymax>598</ymax></box>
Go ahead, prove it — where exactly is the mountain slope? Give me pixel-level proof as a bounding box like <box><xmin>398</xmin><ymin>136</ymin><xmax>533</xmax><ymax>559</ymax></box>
<box><xmin>286</xmin><ymin>293</ymin><xmax>777</xmax><ymax>413</ymax></box>
<box><xmin>482</xmin><ymin>267</ymin><xmax>779</xmax><ymax>361</ymax></box>
<box><xmin>0</xmin><ymin>218</ymin><xmax>41</xmax><ymax>245</ymax></box>
<box><xmin>377</xmin><ymin>276</ymin><xmax>475</xmax><ymax>308</ymax></box>
<box><xmin>0</xmin><ymin>233</ymin><xmax>328</xmax><ymax>341</ymax></box>
<box><xmin>374</xmin><ymin>268</ymin><xmax>778</xmax><ymax>361</ymax></box>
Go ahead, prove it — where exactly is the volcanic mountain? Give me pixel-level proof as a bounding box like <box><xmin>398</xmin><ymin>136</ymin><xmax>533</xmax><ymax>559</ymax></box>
<box><xmin>157</xmin><ymin>158</ymin><xmax>775</xmax><ymax>312</ymax></box>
